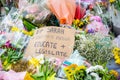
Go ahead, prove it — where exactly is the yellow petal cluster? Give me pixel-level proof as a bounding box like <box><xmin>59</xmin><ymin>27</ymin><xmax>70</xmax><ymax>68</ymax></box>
<box><xmin>112</xmin><ymin>47</ymin><xmax>120</xmax><ymax>64</ymax></box>
<box><xmin>24</xmin><ymin>72</ymin><xmax>34</xmax><ymax>80</ymax></box>
<box><xmin>11</xmin><ymin>26</ymin><xmax>34</xmax><ymax>36</ymax></box>
<box><xmin>109</xmin><ymin>70</ymin><xmax>119</xmax><ymax>77</ymax></box>
<box><xmin>109</xmin><ymin>0</ymin><xmax>116</xmax><ymax>3</ymax></box>
<box><xmin>64</xmin><ymin>64</ymin><xmax>86</xmax><ymax>80</ymax></box>
<box><xmin>29</xmin><ymin>58</ymin><xmax>39</xmax><ymax>67</ymax></box>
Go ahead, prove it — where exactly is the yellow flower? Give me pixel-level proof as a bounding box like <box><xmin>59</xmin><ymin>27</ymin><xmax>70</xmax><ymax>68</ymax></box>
<box><xmin>22</xmin><ymin>30</ymin><xmax>34</xmax><ymax>36</ymax></box>
<box><xmin>109</xmin><ymin>70</ymin><xmax>119</xmax><ymax>77</ymax></box>
<box><xmin>115</xmin><ymin>59</ymin><xmax>120</xmax><ymax>64</ymax></box>
<box><xmin>67</xmin><ymin>74</ymin><xmax>74</xmax><ymax>80</ymax></box>
<box><xmin>112</xmin><ymin>47</ymin><xmax>120</xmax><ymax>53</ymax></box>
<box><xmin>29</xmin><ymin>58</ymin><xmax>39</xmax><ymax>67</ymax></box>
<box><xmin>11</xmin><ymin>26</ymin><xmax>19</xmax><ymax>32</ymax></box>
<box><xmin>28</xmin><ymin>30</ymin><xmax>34</xmax><ymax>36</ymax></box>
<box><xmin>79</xmin><ymin>22</ymin><xmax>84</xmax><ymax>26</ymax></box>
<box><xmin>113</xmin><ymin>52</ymin><xmax>118</xmax><ymax>55</ymax></box>
<box><xmin>76</xmin><ymin>19</ymin><xmax>80</xmax><ymax>24</ymax></box>
<box><xmin>114</xmin><ymin>55</ymin><xmax>119</xmax><ymax>59</ymax></box>
<box><xmin>75</xmin><ymin>65</ymin><xmax>86</xmax><ymax>71</ymax></box>
<box><xmin>109</xmin><ymin>0</ymin><xmax>115</xmax><ymax>3</ymax></box>
<box><xmin>64</xmin><ymin>64</ymin><xmax>78</xmax><ymax>72</ymax></box>
<box><xmin>64</xmin><ymin>67</ymin><xmax>73</xmax><ymax>75</ymax></box>
<box><xmin>22</xmin><ymin>30</ymin><xmax>29</xmax><ymax>35</ymax></box>
<box><xmin>113</xmin><ymin>47</ymin><xmax>120</xmax><ymax>64</ymax></box>
<box><xmin>69</xmin><ymin>64</ymin><xmax>78</xmax><ymax>69</ymax></box>
<box><xmin>84</xmin><ymin>16</ymin><xmax>90</xmax><ymax>23</ymax></box>
<box><xmin>64</xmin><ymin>64</ymin><xmax>78</xmax><ymax>80</ymax></box>
<box><xmin>24</xmin><ymin>72</ymin><xmax>34</xmax><ymax>80</ymax></box>
<box><xmin>64</xmin><ymin>70</ymin><xmax>74</xmax><ymax>80</ymax></box>
<box><xmin>73</xmin><ymin>19</ymin><xmax>80</xmax><ymax>25</ymax></box>
<box><xmin>3</xmin><ymin>60</ymin><xmax>8</xmax><ymax>66</ymax></box>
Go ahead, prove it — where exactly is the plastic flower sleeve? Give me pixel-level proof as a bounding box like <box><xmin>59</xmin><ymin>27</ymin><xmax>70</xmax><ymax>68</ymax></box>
<box><xmin>75</xmin><ymin>0</ymin><xmax>86</xmax><ymax>19</ymax></box>
<box><xmin>19</xmin><ymin>1</ymin><xmax>51</xmax><ymax>29</ymax></box>
<box><xmin>20</xmin><ymin>0</ymin><xmax>51</xmax><ymax>25</ymax></box>
<box><xmin>11</xmin><ymin>32</ymin><xmax>30</xmax><ymax>50</ymax></box>
<box><xmin>47</xmin><ymin>0</ymin><xmax>76</xmax><ymax>25</ymax></box>
<box><xmin>57</xmin><ymin>50</ymin><xmax>90</xmax><ymax>78</ymax></box>
<box><xmin>113</xmin><ymin>35</ymin><xmax>120</xmax><ymax>48</ymax></box>
<box><xmin>18</xmin><ymin>0</ymin><xmax>29</xmax><ymax>11</ymax></box>
<box><xmin>0</xmin><ymin>8</ymin><xmax>24</xmax><ymax>31</ymax></box>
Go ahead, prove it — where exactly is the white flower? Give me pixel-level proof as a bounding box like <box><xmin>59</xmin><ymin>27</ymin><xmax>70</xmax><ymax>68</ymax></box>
<box><xmin>94</xmin><ymin>65</ymin><xmax>104</xmax><ymax>71</ymax></box>
<box><xmin>36</xmin><ymin>54</ymin><xmax>44</xmax><ymax>64</ymax></box>
<box><xmin>86</xmin><ymin>65</ymin><xmax>104</xmax><ymax>73</ymax></box>
<box><xmin>86</xmin><ymin>66</ymin><xmax>95</xmax><ymax>73</ymax></box>
<box><xmin>90</xmin><ymin>72</ymin><xmax>101</xmax><ymax>80</ymax></box>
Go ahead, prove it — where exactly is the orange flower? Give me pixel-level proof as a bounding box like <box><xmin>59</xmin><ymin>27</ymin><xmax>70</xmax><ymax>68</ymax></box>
<box><xmin>109</xmin><ymin>70</ymin><xmax>119</xmax><ymax>77</ymax></box>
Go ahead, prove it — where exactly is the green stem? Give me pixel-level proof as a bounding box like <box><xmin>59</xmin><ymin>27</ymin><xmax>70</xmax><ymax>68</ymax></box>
<box><xmin>0</xmin><ymin>0</ymin><xmax>6</xmax><ymax>6</ymax></box>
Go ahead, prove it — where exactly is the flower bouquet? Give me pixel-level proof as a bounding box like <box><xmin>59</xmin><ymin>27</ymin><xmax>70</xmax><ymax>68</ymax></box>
<box><xmin>109</xmin><ymin>0</ymin><xmax>120</xmax><ymax>36</ymax></box>
<box><xmin>74</xmin><ymin>32</ymin><xmax>115</xmax><ymax>66</ymax></box>
<box><xmin>24</xmin><ymin>55</ymin><xmax>57</xmax><ymax>80</ymax></box>
<box><xmin>64</xmin><ymin>64</ymin><xmax>117</xmax><ymax>80</ymax></box>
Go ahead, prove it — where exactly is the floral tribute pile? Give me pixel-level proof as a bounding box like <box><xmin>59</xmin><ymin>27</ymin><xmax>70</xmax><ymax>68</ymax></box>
<box><xmin>0</xmin><ymin>0</ymin><xmax>120</xmax><ymax>80</ymax></box>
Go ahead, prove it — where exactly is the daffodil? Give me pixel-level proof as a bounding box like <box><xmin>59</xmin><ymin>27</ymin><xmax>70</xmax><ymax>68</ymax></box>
<box><xmin>24</xmin><ymin>72</ymin><xmax>34</xmax><ymax>80</ymax></box>
<box><xmin>29</xmin><ymin>58</ymin><xmax>39</xmax><ymax>67</ymax></box>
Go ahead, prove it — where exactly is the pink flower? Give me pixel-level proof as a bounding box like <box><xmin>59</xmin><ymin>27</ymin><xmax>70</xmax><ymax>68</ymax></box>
<box><xmin>86</xmin><ymin>21</ymin><xmax>109</xmax><ymax>34</ymax></box>
<box><xmin>5</xmin><ymin>40</ymin><xmax>11</xmax><ymax>48</ymax></box>
<box><xmin>90</xmin><ymin>16</ymin><xmax>102</xmax><ymax>22</ymax></box>
<box><xmin>26</xmin><ymin>4</ymin><xmax>40</xmax><ymax>14</ymax></box>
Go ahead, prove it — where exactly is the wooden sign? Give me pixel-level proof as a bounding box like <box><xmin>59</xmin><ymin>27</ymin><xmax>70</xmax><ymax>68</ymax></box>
<box><xmin>24</xmin><ymin>26</ymin><xmax>75</xmax><ymax>59</ymax></box>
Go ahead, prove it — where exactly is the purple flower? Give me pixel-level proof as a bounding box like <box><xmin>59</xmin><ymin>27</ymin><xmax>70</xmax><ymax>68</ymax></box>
<box><xmin>117</xmin><ymin>75</ymin><xmax>120</xmax><ymax>80</ymax></box>
<box><xmin>5</xmin><ymin>41</ymin><xmax>11</xmax><ymax>48</ymax></box>
<box><xmin>88</xmin><ymin>29</ymin><xmax>94</xmax><ymax>33</ymax></box>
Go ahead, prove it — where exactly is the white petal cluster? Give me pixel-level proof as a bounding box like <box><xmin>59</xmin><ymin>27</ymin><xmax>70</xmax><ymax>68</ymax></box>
<box><xmin>90</xmin><ymin>72</ymin><xmax>101</xmax><ymax>80</ymax></box>
<box><xmin>86</xmin><ymin>65</ymin><xmax>104</xmax><ymax>73</ymax></box>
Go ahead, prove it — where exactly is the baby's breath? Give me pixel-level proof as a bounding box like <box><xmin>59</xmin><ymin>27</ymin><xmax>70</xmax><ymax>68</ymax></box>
<box><xmin>74</xmin><ymin>33</ymin><xmax>115</xmax><ymax>65</ymax></box>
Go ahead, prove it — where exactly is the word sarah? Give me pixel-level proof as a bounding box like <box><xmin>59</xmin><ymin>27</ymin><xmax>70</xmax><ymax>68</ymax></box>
<box><xmin>36</xmin><ymin>27</ymin><xmax>65</xmax><ymax>34</ymax></box>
